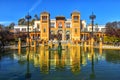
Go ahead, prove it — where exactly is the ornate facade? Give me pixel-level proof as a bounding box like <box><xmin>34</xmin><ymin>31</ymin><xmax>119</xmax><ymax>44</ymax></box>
<box><xmin>14</xmin><ymin>11</ymin><xmax>105</xmax><ymax>43</ymax></box>
<box><xmin>34</xmin><ymin>11</ymin><xmax>86</xmax><ymax>42</ymax></box>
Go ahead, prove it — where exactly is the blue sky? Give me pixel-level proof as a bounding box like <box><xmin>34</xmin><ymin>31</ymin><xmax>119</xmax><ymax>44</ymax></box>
<box><xmin>0</xmin><ymin>0</ymin><xmax>120</xmax><ymax>25</ymax></box>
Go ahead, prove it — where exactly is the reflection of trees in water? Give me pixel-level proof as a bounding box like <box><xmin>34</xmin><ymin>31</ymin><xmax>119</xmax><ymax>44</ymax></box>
<box><xmin>106</xmin><ymin>50</ymin><xmax>120</xmax><ymax>64</ymax></box>
<box><xmin>0</xmin><ymin>54</ymin><xmax>1</xmax><ymax>69</ymax></box>
<box><xmin>0</xmin><ymin>54</ymin><xmax>1</xmax><ymax>60</ymax></box>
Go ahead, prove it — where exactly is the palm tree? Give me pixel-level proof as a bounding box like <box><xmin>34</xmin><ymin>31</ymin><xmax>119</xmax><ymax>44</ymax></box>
<box><xmin>9</xmin><ymin>22</ymin><xmax>15</xmax><ymax>29</ymax></box>
<box><xmin>18</xmin><ymin>18</ymin><xmax>26</xmax><ymax>25</ymax></box>
<box><xmin>34</xmin><ymin>14</ymin><xmax>39</xmax><ymax>20</ymax></box>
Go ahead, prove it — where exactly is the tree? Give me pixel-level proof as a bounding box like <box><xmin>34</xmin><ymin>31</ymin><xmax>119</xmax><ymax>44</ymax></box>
<box><xmin>30</xmin><ymin>19</ymin><xmax>35</xmax><ymax>26</ymax></box>
<box><xmin>106</xmin><ymin>50</ymin><xmax>120</xmax><ymax>64</ymax></box>
<box><xmin>105</xmin><ymin>21</ymin><xmax>120</xmax><ymax>43</ymax></box>
<box><xmin>0</xmin><ymin>24</ymin><xmax>5</xmax><ymax>31</ymax></box>
<box><xmin>106</xmin><ymin>21</ymin><xmax>120</xmax><ymax>36</ymax></box>
<box><xmin>9</xmin><ymin>22</ymin><xmax>15</xmax><ymax>29</ymax></box>
<box><xmin>34</xmin><ymin>14</ymin><xmax>39</xmax><ymax>20</ymax></box>
<box><xmin>0</xmin><ymin>30</ymin><xmax>8</xmax><ymax>48</ymax></box>
<box><xmin>5</xmin><ymin>22</ymin><xmax>15</xmax><ymax>29</ymax></box>
<box><xmin>0</xmin><ymin>25</ymin><xmax>16</xmax><ymax>50</ymax></box>
<box><xmin>18</xmin><ymin>18</ymin><xmax>26</xmax><ymax>25</ymax></box>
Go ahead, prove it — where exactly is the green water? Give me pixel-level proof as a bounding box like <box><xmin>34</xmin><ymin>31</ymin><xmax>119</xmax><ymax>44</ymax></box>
<box><xmin>0</xmin><ymin>46</ymin><xmax>120</xmax><ymax>80</ymax></box>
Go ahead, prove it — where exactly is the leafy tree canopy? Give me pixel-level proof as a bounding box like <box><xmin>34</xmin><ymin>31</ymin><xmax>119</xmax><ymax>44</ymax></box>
<box><xmin>105</xmin><ymin>21</ymin><xmax>120</xmax><ymax>38</ymax></box>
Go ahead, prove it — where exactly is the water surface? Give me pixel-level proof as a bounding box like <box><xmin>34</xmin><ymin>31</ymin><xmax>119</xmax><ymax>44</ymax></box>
<box><xmin>0</xmin><ymin>46</ymin><xmax>120</xmax><ymax>80</ymax></box>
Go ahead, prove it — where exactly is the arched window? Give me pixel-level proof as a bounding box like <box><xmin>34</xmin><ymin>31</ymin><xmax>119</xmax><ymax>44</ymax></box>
<box><xmin>44</xmin><ymin>28</ymin><xmax>46</xmax><ymax>33</ymax></box>
<box><xmin>51</xmin><ymin>23</ymin><xmax>55</xmax><ymax>28</ymax></box>
<box><xmin>75</xmin><ymin>28</ymin><xmax>77</xmax><ymax>33</ymax></box>
<box><xmin>74</xmin><ymin>16</ymin><xmax>79</xmax><ymax>21</ymax></box>
<box><xmin>42</xmin><ymin>16</ymin><xmax>47</xmax><ymax>21</ymax></box>
<box><xmin>58</xmin><ymin>22</ymin><xmax>62</xmax><ymax>28</ymax></box>
<box><xmin>66</xmin><ymin>23</ymin><xmax>70</xmax><ymax>28</ymax></box>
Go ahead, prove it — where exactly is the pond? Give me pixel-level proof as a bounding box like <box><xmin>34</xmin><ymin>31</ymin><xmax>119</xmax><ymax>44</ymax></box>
<box><xmin>0</xmin><ymin>46</ymin><xmax>120</xmax><ymax>80</ymax></box>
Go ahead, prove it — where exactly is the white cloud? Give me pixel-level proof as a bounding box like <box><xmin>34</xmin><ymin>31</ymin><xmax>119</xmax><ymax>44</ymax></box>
<box><xmin>0</xmin><ymin>21</ymin><xmax>11</xmax><ymax>24</ymax></box>
<box><xmin>0</xmin><ymin>21</ymin><xmax>15</xmax><ymax>25</ymax></box>
<box><xmin>29</xmin><ymin>0</ymin><xmax>42</xmax><ymax>13</ymax></box>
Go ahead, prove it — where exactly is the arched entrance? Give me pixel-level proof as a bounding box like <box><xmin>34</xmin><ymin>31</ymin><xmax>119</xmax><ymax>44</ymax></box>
<box><xmin>66</xmin><ymin>31</ymin><xmax>70</xmax><ymax>40</ymax></box>
<box><xmin>57</xmin><ymin>30</ymin><xmax>62</xmax><ymax>41</ymax></box>
<box><xmin>50</xmin><ymin>31</ymin><xmax>54</xmax><ymax>40</ymax></box>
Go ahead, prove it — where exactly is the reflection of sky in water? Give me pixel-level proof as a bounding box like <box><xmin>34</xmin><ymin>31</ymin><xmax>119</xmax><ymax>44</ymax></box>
<box><xmin>0</xmin><ymin>46</ymin><xmax>120</xmax><ymax>80</ymax></box>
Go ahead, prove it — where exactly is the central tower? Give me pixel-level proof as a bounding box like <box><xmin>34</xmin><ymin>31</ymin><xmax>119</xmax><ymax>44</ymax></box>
<box><xmin>56</xmin><ymin>16</ymin><xmax>66</xmax><ymax>41</ymax></box>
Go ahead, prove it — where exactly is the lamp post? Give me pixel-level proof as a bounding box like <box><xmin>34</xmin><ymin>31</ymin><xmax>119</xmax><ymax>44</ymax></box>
<box><xmin>25</xmin><ymin>13</ymin><xmax>31</xmax><ymax>47</ymax></box>
<box><xmin>89</xmin><ymin>12</ymin><xmax>96</xmax><ymax>47</ymax></box>
<box><xmin>33</xmin><ymin>25</ymin><xmax>37</xmax><ymax>51</ymax></box>
<box><xmin>89</xmin><ymin>12</ymin><xmax>96</xmax><ymax>38</ymax></box>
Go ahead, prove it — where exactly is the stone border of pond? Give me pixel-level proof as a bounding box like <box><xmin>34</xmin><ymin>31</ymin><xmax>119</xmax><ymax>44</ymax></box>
<box><xmin>1</xmin><ymin>44</ymin><xmax>120</xmax><ymax>51</ymax></box>
<box><xmin>94</xmin><ymin>45</ymin><xmax>120</xmax><ymax>50</ymax></box>
<box><xmin>4</xmin><ymin>45</ymin><xmax>26</xmax><ymax>50</ymax></box>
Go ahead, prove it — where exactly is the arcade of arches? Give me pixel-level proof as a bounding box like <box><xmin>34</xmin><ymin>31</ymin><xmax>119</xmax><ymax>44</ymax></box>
<box><xmin>28</xmin><ymin>11</ymin><xmax>105</xmax><ymax>44</ymax></box>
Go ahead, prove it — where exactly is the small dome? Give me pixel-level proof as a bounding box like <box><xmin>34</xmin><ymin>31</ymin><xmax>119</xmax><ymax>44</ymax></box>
<box><xmin>40</xmin><ymin>11</ymin><xmax>49</xmax><ymax>15</ymax></box>
<box><xmin>71</xmin><ymin>10</ymin><xmax>80</xmax><ymax>16</ymax></box>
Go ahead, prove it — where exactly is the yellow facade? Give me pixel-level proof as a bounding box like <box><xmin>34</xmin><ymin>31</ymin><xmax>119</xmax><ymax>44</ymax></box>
<box><xmin>28</xmin><ymin>11</ymin><xmax>105</xmax><ymax>44</ymax></box>
<box><xmin>37</xmin><ymin>11</ymin><xmax>82</xmax><ymax>42</ymax></box>
<box><xmin>71</xmin><ymin>12</ymin><xmax>81</xmax><ymax>41</ymax></box>
<box><xmin>40</xmin><ymin>12</ymin><xmax>50</xmax><ymax>41</ymax></box>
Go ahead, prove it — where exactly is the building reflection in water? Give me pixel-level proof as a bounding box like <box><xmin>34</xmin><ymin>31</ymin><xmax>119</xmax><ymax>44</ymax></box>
<box><xmin>17</xmin><ymin>45</ymin><xmax>102</xmax><ymax>75</ymax></box>
<box><xmin>39</xmin><ymin>46</ymin><xmax>49</xmax><ymax>74</ymax></box>
<box><xmin>90</xmin><ymin>48</ymin><xmax>95</xmax><ymax>79</ymax></box>
<box><xmin>99</xmin><ymin>48</ymin><xmax>102</xmax><ymax>55</ymax></box>
<box><xmin>38</xmin><ymin>45</ymin><xmax>85</xmax><ymax>74</ymax></box>
<box><xmin>25</xmin><ymin>47</ymin><xmax>31</xmax><ymax>80</ymax></box>
<box><xmin>70</xmin><ymin>45</ymin><xmax>80</xmax><ymax>74</ymax></box>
